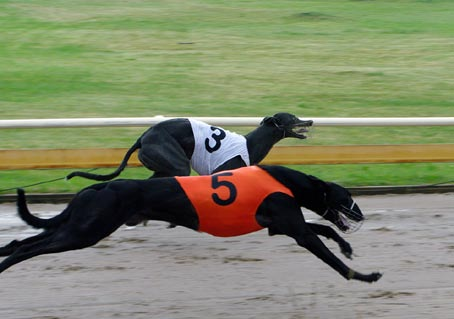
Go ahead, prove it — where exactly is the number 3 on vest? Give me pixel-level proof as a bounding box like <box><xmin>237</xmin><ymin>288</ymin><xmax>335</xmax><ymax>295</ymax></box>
<box><xmin>205</xmin><ymin>126</ymin><xmax>226</xmax><ymax>153</ymax></box>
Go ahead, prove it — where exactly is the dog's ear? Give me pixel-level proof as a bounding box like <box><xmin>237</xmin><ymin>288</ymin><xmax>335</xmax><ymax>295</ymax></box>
<box><xmin>260</xmin><ymin>116</ymin><xmax>277</xmax><ymax>126</ymax></box>
<box><xmin>307</xmin><ymin>175</ymin><xmax>328</xmax><ymax>190</ymax></box>
<box><xmin>326</xmin><ymin>181</ymin><xmax>351</xmax><ymax>195</ymax></box>
<box><xmin>324</xmin><ymin>181</ymin><xmax>353</xmax><ymax>206</ymax></box>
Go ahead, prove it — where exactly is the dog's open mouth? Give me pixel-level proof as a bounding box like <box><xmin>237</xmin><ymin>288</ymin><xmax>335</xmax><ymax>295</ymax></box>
<box><xmin>334</xmin><ymin>214</ymin><xmax>363</xmax><ymax>233</ymax></box>
<box><xmin>333</xmin><ymin>202</ymin><xmax>364</xmax><ymax>233</ymax></box>
<box><xmin>290</xmin><ymin>120</ymin><xmax>313</xmax><ymax>139</ymax></box>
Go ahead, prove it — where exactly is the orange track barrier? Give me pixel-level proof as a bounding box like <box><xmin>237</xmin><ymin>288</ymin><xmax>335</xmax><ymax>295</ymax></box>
<box><xmin>1</xmin><ymin>144</ymin><xmax>453</xmax><ymax>170</ymax></box>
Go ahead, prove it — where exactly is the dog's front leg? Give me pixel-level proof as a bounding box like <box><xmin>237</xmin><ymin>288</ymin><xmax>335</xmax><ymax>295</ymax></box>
<box><xmin>260</xmin><ymin>194</ymin><xmax>382</xmax><ymax>283</ymax></box>
<box><xmin>294</xmin><ymin>230</ymin><xmax>381</xmax><ymax>282</ymax></box>
<box><xmin>306</xmin><ymin>223</ymin><xmax>353</xmax><ymax>259</ymax></box>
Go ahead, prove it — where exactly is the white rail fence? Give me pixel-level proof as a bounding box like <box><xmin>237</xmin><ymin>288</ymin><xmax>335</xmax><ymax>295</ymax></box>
<box><xmin>1</xmin><ymin>116</ymin><xmax>454</xmax><ymax>129</ymax></box>
<box><xmin>0</xmin><ymin>116</ymin><xmax>453</xmax><ymax>170</ymax></box>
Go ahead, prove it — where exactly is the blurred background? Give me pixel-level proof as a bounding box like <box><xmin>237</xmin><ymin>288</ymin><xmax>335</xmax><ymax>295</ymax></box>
<box><xmin>1</xmin><ymin>0</ymin><xmax>453</xmax><ymax>191</ymax></box>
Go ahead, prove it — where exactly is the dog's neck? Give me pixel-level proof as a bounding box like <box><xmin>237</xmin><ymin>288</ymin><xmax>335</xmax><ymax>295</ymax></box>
<box><xmin>245</xmin><ymin>124</ymin><xmax>286</xmax><ymax>164</ymax></box>
<box><xmin>260</xmin><ymin>166</ymin><xmax>328</xmax><ymax>215</ymax></box>
<box><xmin>290</xmin><ymin>177</ymin><xmax>328</xmax><ymax>215</ymax></box>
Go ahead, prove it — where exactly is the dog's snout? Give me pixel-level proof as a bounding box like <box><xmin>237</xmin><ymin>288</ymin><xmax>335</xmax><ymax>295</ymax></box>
<box><xmin>295</xmin><ymin>119</ymin><xmax>313</xmax><ymax>126</ymax></box>
<box><xmin>350</xmin><ymin>202</ymin><xmax>364</xmax><ymax>221</ymax></box>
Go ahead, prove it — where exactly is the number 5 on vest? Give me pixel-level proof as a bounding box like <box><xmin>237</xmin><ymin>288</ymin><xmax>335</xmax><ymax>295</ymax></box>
<box><xmin>211</xmin><ymin>172</ymin><xmax>237</xmax><ymax>206</ymax></box>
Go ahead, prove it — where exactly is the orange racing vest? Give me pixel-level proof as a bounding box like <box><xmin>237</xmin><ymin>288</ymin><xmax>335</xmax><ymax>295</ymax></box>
<box><xmin>175</xmin><ymin>166</ymin><xmax>293</xmax><ymax>237</ymax></box>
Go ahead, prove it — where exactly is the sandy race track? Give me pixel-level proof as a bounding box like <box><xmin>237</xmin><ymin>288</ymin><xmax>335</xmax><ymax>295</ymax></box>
<box><xmin>0</xmin><ymin>193</ymin><xmax>453</xmax><ymax>319</ymax></box>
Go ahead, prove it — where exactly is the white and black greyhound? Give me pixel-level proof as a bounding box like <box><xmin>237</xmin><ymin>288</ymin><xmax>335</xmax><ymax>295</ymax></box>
<box><xmin>66</xmin><ymin>113</ymin><xmax>312</xmax><ymax>180</ymax></box>
<box><xmin>66</xmin><ymin>113</ymin><xmax>313</xmax><ymax>226</ymax></box>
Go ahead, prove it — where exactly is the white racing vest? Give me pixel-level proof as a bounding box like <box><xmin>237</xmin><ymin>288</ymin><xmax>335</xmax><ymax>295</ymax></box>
<box><xmin>189</xmin><ymin>119</ymin><xmax>250</xmax><ymax>175</ymax></box>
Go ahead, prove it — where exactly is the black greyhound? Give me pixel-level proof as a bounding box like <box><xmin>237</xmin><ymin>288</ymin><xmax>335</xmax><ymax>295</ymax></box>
<box><xmin>66</xmin><ymin>113</ymin><xmax>313</xmax><ymax>181</ymax></box>
<box><xmin>0</xmin><ymin>165</ymin><xmax>382</xmax><ymax>282</ymax></box>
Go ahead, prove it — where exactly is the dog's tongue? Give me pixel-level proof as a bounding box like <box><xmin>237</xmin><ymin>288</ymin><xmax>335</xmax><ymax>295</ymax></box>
<box><xmin>292</xmin><ymin>125</ymin><xmax>311</xmax><ymax>138</ymax></box>
<box><xmin>337</xmin><ymin>214</ymin><xmax>350</xmax><ymax>231</ymax></box>
<box><xmin>294</xmin><ymin>126</ymin><xmax>308</xmax><ymax>133</ymax></box>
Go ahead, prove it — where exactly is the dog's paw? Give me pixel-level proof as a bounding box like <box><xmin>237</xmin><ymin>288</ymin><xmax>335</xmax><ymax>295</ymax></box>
<box><xmin>367</xmin><ymin>272</ymin><xmax>383</xmax><ymax>283</ymax></box>
<box><xmin>340</xmin><ymin>241</ymin><xmax>353</xmax><ymax>259</ymax></box>
<box><xmin>354</xmin><ymin>271</ymin><xmax>383</xmax><ymax>283</ymax></box>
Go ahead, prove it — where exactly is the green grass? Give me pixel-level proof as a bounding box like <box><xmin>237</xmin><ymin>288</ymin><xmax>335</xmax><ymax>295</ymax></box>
<box><xmin>1</xmin><ymin>163</ymin><xmax>453</xmax><ymax>194</ymax></box>
<box><xmin>1</xmin><ymin>0</ymin><xmax>453</xmax><ymax>193</ymax></box>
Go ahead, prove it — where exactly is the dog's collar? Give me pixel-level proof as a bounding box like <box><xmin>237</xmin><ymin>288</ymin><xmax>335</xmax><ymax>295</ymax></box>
<box><xmin>321</xmin><ymin>208</ymin><xmax>329</xmax><ymax>218</ymax></box>
<box><xmin>271</xmin><ymin>120</ymin><xmax>286</xmax><ymax>138</ymax></box>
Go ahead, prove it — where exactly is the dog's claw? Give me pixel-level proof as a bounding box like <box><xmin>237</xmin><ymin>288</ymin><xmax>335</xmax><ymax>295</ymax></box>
<box><xmin>344</xmin><ymin>251</ymin><xmax>353</xmax><ymax>260</ymax></box>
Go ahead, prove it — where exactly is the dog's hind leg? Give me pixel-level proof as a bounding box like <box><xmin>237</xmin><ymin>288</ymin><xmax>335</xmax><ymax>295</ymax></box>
<box><xmin>125</xmin><ymin>138</ymin><xmax>191</xmax><ymax>227</ymax></box>
<box><xmin>138</xmin><ymin>140</ymin><xmax>191</xmax><ymax>177</ymax></box>
<box><xmin>0</xmin><ymin>232</ymin><xmax>95</xmax><ymax>274</ymax></box>
<box><xmin>0</xmin><ymin>231</ymin><xmax>52</xmax><ymax>257</ymax></box>
<box><xmin>138</xmin><ymin>118</ymin><xmax>193</xmax><ymax>177</ymax></box>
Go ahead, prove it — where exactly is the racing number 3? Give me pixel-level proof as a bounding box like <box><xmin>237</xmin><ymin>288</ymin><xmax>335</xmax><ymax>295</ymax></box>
<box><xmin>211</xmin><ymin>172</ymin><xmax>237</xmax><ymax>206</ymax></box>
<box><xmin>205</xmin><ymin>126</ymin><xmax>226</xmax><ymax>153</ymax></box>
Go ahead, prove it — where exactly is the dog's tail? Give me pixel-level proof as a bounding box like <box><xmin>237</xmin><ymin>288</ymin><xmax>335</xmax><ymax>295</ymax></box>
<box><xmin>17</xmin><ymin>188</ymin><xmax>70</xmax><ymax>229</ymax></box>
<box><xmin>66</xmin><ymin>139</ymin><xmax>141</xmax><ymax>181</ymax></box>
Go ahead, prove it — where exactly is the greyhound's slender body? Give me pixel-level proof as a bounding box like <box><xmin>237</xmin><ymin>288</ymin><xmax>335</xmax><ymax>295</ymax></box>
<box><xmin>0</xmin><ymin>165</ymin><xmax>381</xmax><ymax>283</ymax></box>
<box><xmin>67</xmin><ymin>113</ymin><xmax>313</xmax><ymax>180</ymax></box>
<box><xmin>66</xmin><ymin>113</ymin><xmax>313</xmax><ymax>226</ymax></box>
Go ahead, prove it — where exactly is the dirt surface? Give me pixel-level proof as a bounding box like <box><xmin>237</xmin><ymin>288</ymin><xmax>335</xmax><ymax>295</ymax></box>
<box><xmin>0</xmin><ymin>193</ymin><xmax>453</xmax><ymax>319</ymax></box>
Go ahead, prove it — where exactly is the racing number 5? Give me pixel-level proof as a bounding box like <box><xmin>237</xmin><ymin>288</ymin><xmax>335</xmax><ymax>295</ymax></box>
<box><xmin>211</xmin><ymin>172</ymin><xmax>237</xmax><ymax>206</ymax></box>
